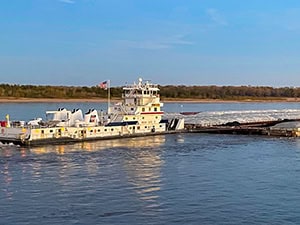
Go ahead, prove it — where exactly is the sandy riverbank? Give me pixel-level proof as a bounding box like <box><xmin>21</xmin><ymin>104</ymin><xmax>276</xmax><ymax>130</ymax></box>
<box><xmin>1</xmin><ymin>97</ymin><xmax>300</xmax><ymax>103</ymax></box>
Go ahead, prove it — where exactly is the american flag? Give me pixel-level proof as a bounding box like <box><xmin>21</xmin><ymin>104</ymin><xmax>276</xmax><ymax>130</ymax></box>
<box><xmin>99</xmin><ymin>80</ymin><xmax>108</xmax><ymax>89</ymax></box>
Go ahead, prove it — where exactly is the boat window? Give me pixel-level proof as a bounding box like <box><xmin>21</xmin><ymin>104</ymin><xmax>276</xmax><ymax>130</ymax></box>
<box><xmin>97</xmin><ymin>129</ymin><xmax>100</xmax><ymax>132</ymax></box>
<box><xmin>50</xmin><ymin>130</ymin><xmax>53</xmax><ymax>133</ymax></box>
<box><xmin>104</xmin><ymin>129</ymin><xmax>107</xmax><ymax>132</ymax></box>
<box><xmin>145</xmin><ymin>126</ymin><xmax>147</xmax><ymax>128</ymax></box>
<box><xmin>133</xmin><ymin>117</ymin><xmax>135</xmax><ymax>120</ymax></box>
<box><xmin>133</xmin><ymin>126</ymin><xmax>135</xmax><ymax>129</ymax></box>
<box><xmin>142</xmin><ymin>108</ymin><xmax>145</xmax><ymax>112</ymax></box>
<box><xmin>131</xmin><ymin>108</ymin><xmax>134</xmax><ymax>111</ymax></box>
<box><xmin>154</xmin><ymin>107</ymin><xmax>157</xmax><ymax>111</ymax></box>
<box><xmin>137</xmin><ymin>126</ymin><xmax>140</xmax><ymax>130</ymax></box>
<box><xmin>160</xmin><ymin>125</ymin><xmax>162</xmax><ymax>127</ymax></box>
<box><xmin>155</xmin><ymin>116</ymin><xmax>158</xmax><ymax>119</ymax></box>
<box><xmin>111</xmin><ymin>128</ymin><xmax>114</xmax><ymax>131</ymax></box>
<box><xmin>144</xmin><ymin>91</ymin><xmax>146</xmax><ymax>94</ymax></box>
<box><xmin>149</xmin><ymin>108</ymin><xmax>151</xmax><ymax>111</ymax></box>
<box><xmin>90</xmin><ymin>130</ymin><xmax>93</xmax><ymax>132</ymax></box>
<box><xmin>142</xmin><ymin>117</ymin><xmax>144</xmax><ymax>119</ymax></box>
<box><xmin>125</xmin><ymin>117</ymin><xmax>128</xmax><ymax>120</ymax></box>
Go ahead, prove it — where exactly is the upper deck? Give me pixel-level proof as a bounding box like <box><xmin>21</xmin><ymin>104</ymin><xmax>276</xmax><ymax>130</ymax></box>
<box><xmin>122</xmin><ymin>78</ymin><xmax>161</xmax><ymax>106</ymax></box>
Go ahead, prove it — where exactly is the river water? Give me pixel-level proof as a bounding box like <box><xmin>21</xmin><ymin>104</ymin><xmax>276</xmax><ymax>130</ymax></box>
<box><xmin>1</xmin><ymin>102</ymin><xmax>300</xmax><ymax>224</ymax></box>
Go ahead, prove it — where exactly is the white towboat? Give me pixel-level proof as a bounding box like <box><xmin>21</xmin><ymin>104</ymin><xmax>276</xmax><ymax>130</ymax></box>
<box><xmin>0</xmin><ymin>78</ymin><xmax>184</xmax><ymax>146</ymax></box>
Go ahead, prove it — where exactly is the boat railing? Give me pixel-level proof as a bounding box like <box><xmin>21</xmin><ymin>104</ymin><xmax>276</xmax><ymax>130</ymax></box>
<box><xmin>110</xmin><ymin>113</ymin><xmax>121</xmax><ymax>123</ymax></box>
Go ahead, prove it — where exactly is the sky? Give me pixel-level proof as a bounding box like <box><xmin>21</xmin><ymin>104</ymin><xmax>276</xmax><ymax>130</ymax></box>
<box><xmin>1</xmin><ymin>0</ymin><xmax>300</xmax><ymax>87</ymax></box>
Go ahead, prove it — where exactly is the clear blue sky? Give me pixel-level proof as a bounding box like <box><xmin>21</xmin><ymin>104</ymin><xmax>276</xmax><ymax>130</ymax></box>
<box><xmin>1</xmin><ymin>0</ymin><xmax>300</xmax><ymax>87</ymax></box>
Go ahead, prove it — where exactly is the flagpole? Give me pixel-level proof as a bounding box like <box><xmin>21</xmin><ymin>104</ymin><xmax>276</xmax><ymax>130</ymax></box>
<box><xmin>107</xmin><ymin>80</ymin><xmax>111</xmax><ymax>114</ymax></box>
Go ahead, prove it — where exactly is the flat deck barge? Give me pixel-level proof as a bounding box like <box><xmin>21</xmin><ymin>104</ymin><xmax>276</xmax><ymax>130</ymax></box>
<box><xmin>185</xmin><ymin>119</ymin><xmax>300</xmax><ymax>137</ymax></box>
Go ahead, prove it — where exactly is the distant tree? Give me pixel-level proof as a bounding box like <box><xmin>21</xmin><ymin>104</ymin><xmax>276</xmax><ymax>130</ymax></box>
<box><xmin>1</xmin><ymin>83</ymin><xmax>300</xmax><ymax>100</ymax></box>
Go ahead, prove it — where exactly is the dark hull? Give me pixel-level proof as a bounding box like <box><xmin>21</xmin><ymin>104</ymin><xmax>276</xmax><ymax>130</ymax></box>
<box><xmin>180</xmin><ymin>112</ymin><xmax>200</xmax><ymax>115</ymax></box>
<box><xmin>0</xmin><ymin>130</ymin><xmax>182</xmax><ymax>147</ymax></box>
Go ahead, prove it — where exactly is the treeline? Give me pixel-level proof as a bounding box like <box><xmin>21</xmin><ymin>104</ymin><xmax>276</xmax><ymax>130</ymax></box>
<box><xmin>0</xmin><ymin>84</ymin><xmax>300</xmax><ymax>100</ymax></box>
<box><xmin>159</xmin><ymin>85</ymin><xmax>300</xmax><ymax>99</ymax></box>
<box><xmin>0</xmin><ymin>84</ymin><xmax>122</xmax><ymax>99</ymax></box>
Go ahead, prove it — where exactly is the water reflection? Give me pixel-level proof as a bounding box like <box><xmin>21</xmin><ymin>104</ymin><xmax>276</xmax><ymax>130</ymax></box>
<box><xmin>0</xmin><ymin>135</ymin><xmax>166</xmax><ymax>208</ymax></box>
<box><xmin>122</xmin><ymin>137</ymin><xmax>165</xmax><ymax>214</ymax></box>
<box><xmin>0</xmin><ymin>147</ymin><xmax>15</xmax><ymax>200</ymax></box>
<box><xmin>175</xmin><ymin>134</ymin><xmax>185</xmax><ymax>143</ymax></box>
<box><xmin>1</xmin><ymin>164</ymin><xmax>13</xmax><ymax>200</ymax></box>
<box><xmin>26</xmin><ymin>135</ymin><xmax>166</xmax><ymax>154</ymax></box>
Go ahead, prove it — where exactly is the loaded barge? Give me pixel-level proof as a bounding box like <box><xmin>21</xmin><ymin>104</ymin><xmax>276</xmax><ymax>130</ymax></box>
<box><xmin>0</xmin><ymin>78</ymin><xmax>184</xmax><ymax>146</ymax></box>
<box><xmin>185</xmin><ymin>119</ymin><xmax>300</xmax><ymax>137</ymax></box>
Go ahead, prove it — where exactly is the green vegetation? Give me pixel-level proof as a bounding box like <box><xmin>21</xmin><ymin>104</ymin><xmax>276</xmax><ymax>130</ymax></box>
<box><xmin>0</xmin><ymin>84</ymin><xmax>122</xmax><ymax>99</ymax></box>
<box><xmin>159</xmin><ymin>85</ymin><xmax>300</xmax><ymax>100</ymax></box>
<box><xmin>0</xmin><ymin>84</ymin><xmax>299</xmax><ymax>100</ymax></box>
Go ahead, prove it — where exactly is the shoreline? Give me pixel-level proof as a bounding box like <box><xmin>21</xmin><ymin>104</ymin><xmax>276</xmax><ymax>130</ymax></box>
<box><xmin>0</xmin><ymin>98</ymin><xmax>116</xmax><ymax>103</ymax></box>
<box><xmin>1</xmin><ymin>97</ymin><xmax>300</xmax><ymax>103</ymax></box>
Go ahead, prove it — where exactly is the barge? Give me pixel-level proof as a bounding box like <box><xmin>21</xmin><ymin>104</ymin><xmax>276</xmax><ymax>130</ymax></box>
<box><xmin>185</xmin><ymin>119</ymin><xmax>300</xmax><ymax>137</ymax></box>
<box><xmin>0</xmin><ymin>78</ymin><xmax>184</xmax><ymax>146</ymax></box>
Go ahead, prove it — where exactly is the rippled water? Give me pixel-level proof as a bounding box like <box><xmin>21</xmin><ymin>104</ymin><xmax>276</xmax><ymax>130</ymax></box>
<box><xmin>1</xmin><ymin>134</ymin><xmax>300</xmax><ymax>224</ymax></box>
<box><xmin>1</xmin><ymin>102</ymin><xmax>300</xmax><ymax>224</ymax></box>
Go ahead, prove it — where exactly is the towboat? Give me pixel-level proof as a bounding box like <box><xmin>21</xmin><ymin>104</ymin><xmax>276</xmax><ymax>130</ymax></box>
<box><xmin>0</xmin><ymin>78</ymin><xmax>184</xmax><ymax>146</ymax></box>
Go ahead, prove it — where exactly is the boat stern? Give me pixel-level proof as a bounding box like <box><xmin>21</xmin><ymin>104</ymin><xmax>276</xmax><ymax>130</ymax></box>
<box><xmin>0</xmin><ymin>127</ymin><xmax>30</xmax><ymax>145</ymax></box>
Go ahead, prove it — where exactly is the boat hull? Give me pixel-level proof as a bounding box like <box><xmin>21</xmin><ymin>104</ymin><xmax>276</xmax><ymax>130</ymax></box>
<box><xmin>0</xmin><ymin>130</ymin><xmax>181</xmax><ymax>146</ymax></box>
<box><xmin>0</xmin><ymin>119</ymin><xmax>185</xmax><ymax>146</ymax></box>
